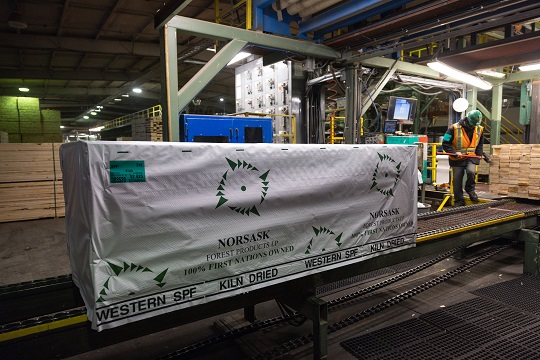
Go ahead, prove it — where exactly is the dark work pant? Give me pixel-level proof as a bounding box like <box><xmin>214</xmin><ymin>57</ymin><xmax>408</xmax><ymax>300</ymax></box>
<box><xmin>452</xmin><ymin>161</ymin><xmax>477</xmax><ymax>204</ymax></box>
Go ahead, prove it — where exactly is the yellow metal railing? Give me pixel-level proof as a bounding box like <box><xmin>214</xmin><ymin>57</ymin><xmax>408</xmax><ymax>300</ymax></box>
<box><xmin>483</xmin><ymin>116</ymin><xmax>524</xmax><ymax>144</ymax></box>
<box><xmin>102</xmin><ymin>105</ymin><xmax>162</xmax><ymax>130</ymax></box>
<box><xmin>328</xmin><ymin>116</ymin><xmax>344</xmax><ymax>144</ymax></box>
<box><xmin>215</xmin><ymin>0</ymin><xmax>251</xmax><ymax>30</ymax></box>
<box><xmin>427</xmin><ymin>142</ymin><xmax>441</xmax><ymax>185</ymax></box>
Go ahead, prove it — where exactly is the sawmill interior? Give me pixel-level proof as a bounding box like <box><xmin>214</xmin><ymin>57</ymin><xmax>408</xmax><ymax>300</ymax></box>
<box><xmin>1</xmin><ymin>1</ymin><xmax>540</xmax><ymax>359</ymax></box>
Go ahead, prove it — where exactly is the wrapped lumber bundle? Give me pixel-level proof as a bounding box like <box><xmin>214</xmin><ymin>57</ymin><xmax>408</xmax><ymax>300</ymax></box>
<box><xmin>60</xmin><ymin>141</ymin><xmax>418</xmax><ymax>330</ymax></box>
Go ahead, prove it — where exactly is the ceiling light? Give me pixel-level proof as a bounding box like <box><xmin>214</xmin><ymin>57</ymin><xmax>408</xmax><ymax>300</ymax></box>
<box><xmin>227</xmin><ymin>52</ymin><xmax>250</xmax><ymax>65</ymax></box>
<box><xmin>8</xmin><ymin>10</ymin><xmax>27</xmax><ymax>29</ymax></box>
<box><xmin>427</xmin><ymin>60</ymin><xmax>492</xmax><ymax>90</ymax></box>
<box><xmin>132</xmin><ymin>88</ymin><xmax>142</xmax><ymax>93</ymax></box>
<box><xmin>83</xmin><ymin>115</ymin><xmax>89</xmax><ymax>119</ymax></box>
<box><xmin>220</xmin><ymin>97</ymin><xmax>224</xmax><ymax>102</ymax></box>
<box><xmin>114</xmin><ymin>98</ymin><xmax>121</xmax><ymax>101</ymax></box>
<box><xmin>60</xmin><ymin>126</ymin><xmax>65</xmax><ymax>129</ymax></box>
<box><xmin>89</xmin><ymin>126</ymin><xmax>105</xmax><ymax>132</ymax></box>
<box><xmin>90</xmin><ymin>112</ymin><xmax>97</xmax><ymax>115</ymax></box>
<box><xmin>519</xmin><ymin>62</ymin><xmax>540</xmax><ymax>71</ymax></box>
<box><xmin>476</xmin><ymin>69</ymin><xmax>506</xmax><ymax>78</ymax></box>
<box><xmin>122</xmin><ymin>94</ymin><xmax>129</xmax><ymax>97</ymax></box>
<box><xmin>18</xmin><ymin>87</ymin><xmax>29</xmax><ymax>92</ymax></box>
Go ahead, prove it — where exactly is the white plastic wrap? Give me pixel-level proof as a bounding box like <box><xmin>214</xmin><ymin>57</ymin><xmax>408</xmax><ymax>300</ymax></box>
<box><xmin>60</xmin><ymin>141</ymin><xmax>417</xmax><ymax>330</ymax></box>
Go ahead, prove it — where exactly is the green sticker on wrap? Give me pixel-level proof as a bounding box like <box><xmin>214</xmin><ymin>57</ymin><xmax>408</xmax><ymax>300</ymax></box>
<box><xmin>110</xmin><ymin>160</ymin><xmax>146</xmax><ymax>183</ymax></box>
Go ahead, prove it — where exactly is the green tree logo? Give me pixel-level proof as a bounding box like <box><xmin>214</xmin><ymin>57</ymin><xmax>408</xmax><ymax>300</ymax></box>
<box><xmin>215</xmin><ymin>158</ymin><xmax>270</xmax><ymax>216</ymax></box>
<box><xmin>370</xmin><ymin>153</ymin><xmax>401</xmax><ymax>196</ymax></box>
<box><xmin>305</xmin><ymin>226</ymin><xmax>343</xmax><ymax>254</ymax></box>
<box><xmin>96</xmin><ymin>261</ymin><xmax>168</xmax><ymax>303</ymax></box>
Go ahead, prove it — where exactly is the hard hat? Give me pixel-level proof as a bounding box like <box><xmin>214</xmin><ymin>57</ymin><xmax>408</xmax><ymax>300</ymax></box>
<box><xmin>466</xmin><ymin>110</ymin><xmax>482</xmax><ymax>126</ymax></box>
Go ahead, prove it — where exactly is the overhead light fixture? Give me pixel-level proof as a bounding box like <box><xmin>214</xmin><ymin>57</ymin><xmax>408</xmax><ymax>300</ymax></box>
<box><xmin>83</xmin><ymin>115</ymin><xmax>89</xmax><ymax>119</ymax></box>
<box><xmin>89</xmin><ymin>126</ymin><xmax>105</xmax><ymax>132</ymax></box>
<box><xmin>60</xmin><ymin>125</ymin><xmax>65</xmax><ymax>129</ymax></box>
<box><xmin>427</xmin><ymin>60</ymin><xmax>493</xmax><ymax>90</ymax></box>
<box><xmin>8</xmin><ymin>9</ymin><xmax>27</xmax><ymax>29</ymax></box>
<box><xmin>114</xmin><ymin>98</ymin><xmax>121</xmax><ymax>102</ymax></box>
<box><xmin>227</xmin><ymin>52</ymin><xmax>250</xmax><ymax>65</ymax></box>
<box><xmin>132</xmin><ymin>88</ymin><xmax>142</xmax><ymax>93</ymax></box>
<box><xmin>18</xmin><ymin>87</ymin><xmax>29</xmax><ymax>92</ymax></box>
<box><xmin>122</xmin><ymin>94</ymin><xmax>129</xmax><ymax>97</ymax></box>
<box><xmin>90</xmin><ymin>111</ymin><xmax>97</xmax><ymax>115</ymax></box>
<box><xmin>220</xmin><ymin>97</ymin><xmax>224</xmax><ymax>102</ymax></box>
<box><xmin>476</xmin><ymin>69</ymin><xmax>506</xmax><ymax>78</ymax></box>
<box><xmin>519</xmin><ymin>62</ymin><xmax>540</xmax><ymax>71</ymax></box>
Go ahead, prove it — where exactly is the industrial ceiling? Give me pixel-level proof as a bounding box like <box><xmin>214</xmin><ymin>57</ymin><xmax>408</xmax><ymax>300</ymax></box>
<box><xmin>1</xmin><ymin>0</ymin><xmax>540</xmax><ymax>131</ymax></box>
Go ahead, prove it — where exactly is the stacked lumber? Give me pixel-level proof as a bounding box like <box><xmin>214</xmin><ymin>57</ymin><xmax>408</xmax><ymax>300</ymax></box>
<box><xmin>132</xmin><ymin>116</ymin><xmax>163</xmax><ymax>141</ymax></box>
<box><xmin>0</xmin><ymin>143</ymin><xmax>64</xmax><ymax>222</ymax></box>
<box><xmin>0</xmin><ymin>96</ymin><xmax>62</xmax><ymax>143</ymax></box>
<box><xmin>477</xmin><ymin>144</ymin><xmax>491</xmax><ymax>175</ymax></box>
<box><xmin>0</xmin><ymin>96</ymin><xmax>20</xmax><ymax>142</ymax></box>
<box><xmin>489</xmin><ymin>144</ymin><xmax>540</xmax><ymax>200</ymax></box>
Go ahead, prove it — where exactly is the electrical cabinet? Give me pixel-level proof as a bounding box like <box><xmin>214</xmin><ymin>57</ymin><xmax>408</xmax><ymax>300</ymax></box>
<box><xmin>179</xmin><ymin>114</ymin><xmax>272</xmax><ymax>143</ymax></box>
<box><xmin>235</xmin><ymin>58</ymin><xmax>298</xmax><ymax>143</ymax></box>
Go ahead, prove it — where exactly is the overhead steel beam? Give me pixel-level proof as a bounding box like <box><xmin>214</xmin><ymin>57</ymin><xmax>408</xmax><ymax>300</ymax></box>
<box><xmin>0</xmin><ymin>33</ymin><xmax>162</xmax><ymax>57</ymax></box>
<box><xmin>0</xmin><ymin>69</ymin><xmax>144</xmax><ymax>82</ymax></box>
<box><xmin>154</xmin><ymin>0</ymin><xmax>194</xmax><ymax>29</ymax></box>
<box><xmin>0</xmin><ymin>87</ymin><xmax>120</xmax><ymax>96</ymax></box>
<box><xmin>167</xmin><ymin>16</ymin><xmax>341</xmax><ymax>60</ymax></box>
<box><xmin>360</xmin><ymin>60</ymin><xmax>398</xmax><ymax>117</ymax></box>
<box><xmin>176</xmin><ymin>38</ymin><xmax>248</xmax><ymax>113</ymax></box>
<box><xmin>360</xmin><ymin>57</ymin><xmax>442</xmax><ymax>79</ymax></box>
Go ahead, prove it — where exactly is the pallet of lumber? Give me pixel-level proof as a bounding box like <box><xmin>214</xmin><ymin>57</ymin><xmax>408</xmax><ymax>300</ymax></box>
<box><xmin>132</xmin><ymin>116</ymin><xmax>163</xmax><ymax>141</ymax></box>
<box><xmin>489</xmin><ymin>144</ymin><xmax>540</xmax><ymax>200</ymax></box>
<box><xmin>0</xmin><ymin>143</ymin><xmax>64</xmax><ymax>222</ymax></box>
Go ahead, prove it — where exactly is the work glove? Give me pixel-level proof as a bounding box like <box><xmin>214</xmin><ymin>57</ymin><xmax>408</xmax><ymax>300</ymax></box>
<box><xmin>483</xmin><ymin>152</ymin><xmax>492</xmax><ymax>163</ymax></box>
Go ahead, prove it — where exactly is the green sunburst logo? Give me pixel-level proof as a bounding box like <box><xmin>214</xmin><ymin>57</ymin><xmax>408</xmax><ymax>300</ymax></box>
<box><xmin>305</xmin><ymin>226</ymin><xmax>343</xmax><ymax>254</ymax></box>
<box><xmin>370</xmin><ymin>152</ymin><xmax>401</xmax><ymax>197</ymax></box>
<box><xmin>96</xmin><ymin>261</ymin><xmax>168</xmax><ymax>303</ymax></box>
<box><xmin>215</xmin><ymin>158</ymin><xmax>270</xmax><ymax>216</ymax></box>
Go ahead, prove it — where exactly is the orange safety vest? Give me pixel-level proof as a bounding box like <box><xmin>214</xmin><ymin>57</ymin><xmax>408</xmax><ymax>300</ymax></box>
<box><xmin>448</xmin><ymin>123</ymin><xmax>483</xmax><ymax>160</ymax></box>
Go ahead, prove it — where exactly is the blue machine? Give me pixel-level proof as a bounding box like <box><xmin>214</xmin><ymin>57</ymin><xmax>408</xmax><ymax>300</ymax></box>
<box><xmin>179</xmin><ymin>114</ymin><xmax>273</xmax><ymax>143</ymax></box>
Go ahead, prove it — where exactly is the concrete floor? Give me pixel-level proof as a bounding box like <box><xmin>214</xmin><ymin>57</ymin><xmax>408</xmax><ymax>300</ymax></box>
<box><xmin>0</xmin><ymin>217</ymin><xmax>531</xmax><ymax>360</ymax></box>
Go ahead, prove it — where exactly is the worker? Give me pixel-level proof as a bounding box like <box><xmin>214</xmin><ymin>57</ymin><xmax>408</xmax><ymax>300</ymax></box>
<box><xmin>441</xmin><ymin>109</ymin><xmax>489</xmax><ymax>207</ymax></box>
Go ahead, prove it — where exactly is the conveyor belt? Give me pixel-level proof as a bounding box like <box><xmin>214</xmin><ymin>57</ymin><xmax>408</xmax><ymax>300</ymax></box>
<box><xmin>1</xmin><ymin>199</ymin><xmax>539</xmax><ymax>352</ymax></box>
<box><xmin>417</xmin><ymin>199</ymin><xmax>540</xmax><ymax>242</ymax></box>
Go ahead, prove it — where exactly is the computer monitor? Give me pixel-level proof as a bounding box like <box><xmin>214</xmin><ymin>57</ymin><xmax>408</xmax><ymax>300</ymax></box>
<box><xmin>387</xmin><ymin>96</ymin><xmax>417</xmax><ymax>125</ymax></box>
<box><xmin>384</xmin><ymin>120</ymin><xmax>397</xmax><ymax>133</ymax></box>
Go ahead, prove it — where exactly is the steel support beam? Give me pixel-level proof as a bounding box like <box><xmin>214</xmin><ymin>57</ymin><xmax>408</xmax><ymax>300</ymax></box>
<box><xmin>0</xmin><ymin>33</ymin><xmax>161</xmax><ymax>57</ymax></box>
<box><xmin>0</xmin><ymin>69</ymin><xmax>143</xmax><ymax>82</ymax></box>
<box><xmin>521</xmin><ymin>229</ymin><xmax>540</xmax><ymax>276</ymax></box>
<box><xmin>300</xmin><ymin>296</ymin><xmax>328</xmax><ymax>360</ymax></box>
<box><xmin>360</xmin><ymin>57</ymin><xmax>441</xmax><ymax>79</ymax></box>
<box><xmin>160</xmin><ymin>25</ymin><xmax>179</xmax><ymax>142</ymax></box>
<box><xmin>167</xmin><ymin>16</ymin><xmax>341</xmax><ymax>60</ymax></box>
<box><xmin>360</xmin><ymin>60</ymin><xmax>398</xmax><ymax>117</ymax></box>
<box><xmin>154</xmin><ymin>0</ymin><xmax>194</xmax><ymax>29</ymax></box>
<box><xmin>531</xmin><ymin>80</ymin><xmax>540</xmax><ymax>144</ymax></box>
<box><xmin>176</xmin><ymin>38</ymin><xmax>247</xmax><ymax>115</ymax></box>
<box><xmin>344</xmin><ymin>65</ymin><xmax>359</xmax><ymax>144</ymax></box>
<box><xmin>490</xmin><ymin>83</ymin><xmax>503</xmax><ymax>145</ymax></box>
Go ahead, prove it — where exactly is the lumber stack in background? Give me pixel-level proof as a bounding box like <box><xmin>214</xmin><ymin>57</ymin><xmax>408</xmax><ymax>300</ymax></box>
<box><xmin>0</xmin><ymin>143</ymin><xmax>64</xmax><ymax>222</ymax></box>
<box><xmin>0</xmin><ymin>96</ymin><xmax>62</xmax><ymax>143</ymax></box>
<box><xmin>132</xmin><ymin>116</ymin><xmax>163</xmax><ymax>141</ymax></box>
<box><xmin>489</xmin><ymin>144</ymin><xmax>540</xmax><ymax>200</ymax></box>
